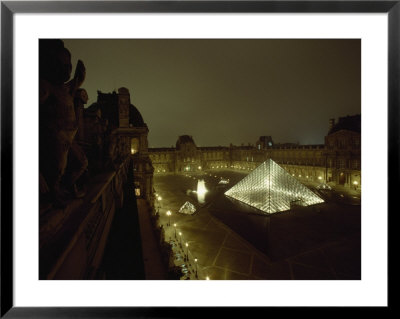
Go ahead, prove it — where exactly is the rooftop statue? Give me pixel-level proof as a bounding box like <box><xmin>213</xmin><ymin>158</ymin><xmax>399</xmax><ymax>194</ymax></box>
<box><xmin>39</xmin><ymin>40</ymin><xmax>88</xmax><ymax>207</ymax></box>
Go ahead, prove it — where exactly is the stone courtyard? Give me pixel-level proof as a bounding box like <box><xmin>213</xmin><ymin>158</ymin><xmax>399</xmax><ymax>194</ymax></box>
<box><xmin>153</xmin><ymin>170</ymin><xmax>361</xmax><ymax>280</ymax></box>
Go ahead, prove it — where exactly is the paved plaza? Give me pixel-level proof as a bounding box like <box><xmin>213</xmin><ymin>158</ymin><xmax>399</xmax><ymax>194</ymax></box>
<box><xmin>154</xmin><ymin>170</ymin><xmax>361</xmax><ymax>280</ymax></box>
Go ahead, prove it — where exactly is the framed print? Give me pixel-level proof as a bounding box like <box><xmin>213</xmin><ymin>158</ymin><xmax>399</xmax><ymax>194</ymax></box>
<box><xmin>1</xmin><ymin>0</ymin><xmax>395</xmax><ymax>317</ymax></box>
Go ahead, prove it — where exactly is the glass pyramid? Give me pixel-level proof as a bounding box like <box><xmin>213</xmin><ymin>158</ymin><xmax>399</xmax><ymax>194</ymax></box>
<box><xmin>225</xmin><ymin>159</ymin><xmax>324</xmax><ymax>214</ymax></box>
<box><xmin>179</xmin><ymin>201</ymin><xmax>196</xmax><ymax>215</ymax></box>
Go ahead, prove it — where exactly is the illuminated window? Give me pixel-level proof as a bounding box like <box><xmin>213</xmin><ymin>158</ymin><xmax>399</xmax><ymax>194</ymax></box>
<box><xmin>135</xmin><ymin>188</ymin><xmax>141</xmax><ymax>196</ymax></box>
<box><xmin>130</xmin><ymin>137</ymin><xmax>139</xmax><ymax>154</ymax></box>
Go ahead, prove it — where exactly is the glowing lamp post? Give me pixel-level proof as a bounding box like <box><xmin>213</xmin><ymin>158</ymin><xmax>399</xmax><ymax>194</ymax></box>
<box><xmin>156</xmin><ymin>196</ymin><xmax>162</xmax><ymax>215</ymax></box>
<box><xmin>185</xmin><ymin>242</ymin><xmax>189</xmax><ymax>261</ymax></box>
<box><xmin>173</xmin><ymin>223</ymin><xmax>177</xmax><ymax>239</ymax></box>
<box><xmin>194</xmin><ymin>258</ymin><xmax>198</xmax><ymax>278</ymax></box>
<box><xmin>353</xmin><ymin>180</ymin><xmax>358</xmax><ymax>190</ymax></box>
<box><xmin>178</xmin><ymin>232</ymin><xmax>182</xmax><ymax>247</ymax></box>
<box><xmin>166</xmin><ymin>210</ymin><xmax>171</xmax><ymax>226</ymax></box>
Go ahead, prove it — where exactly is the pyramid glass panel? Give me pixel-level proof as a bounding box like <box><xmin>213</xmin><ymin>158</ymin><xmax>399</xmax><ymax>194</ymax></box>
<box><xmin>179</xmin><ymin>201</ymin><xmax>196</xmax><ymax>215</ymax></box>
<box><xmin>225</xmin><ymin>159</ymin><xmax>324</xmax><ymax>214</ymax></box>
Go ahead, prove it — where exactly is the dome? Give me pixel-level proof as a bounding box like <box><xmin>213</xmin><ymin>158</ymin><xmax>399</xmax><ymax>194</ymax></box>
<box><xmin>129</xmin><ymin>104</ymin><xmax>145</xmax><ymax>127</ymax></box>
<box><xmin>328</xmin><ymin>114</ymin><xmax>361</xmax><ymax>135</ymax></box>
<box><xmin>176</xmin><ymin>135</ymin><xmax>196</xmax><ymax>149</ymax></box>
<box><xmin>118</xmin><ymin>87</ymin><xmax>130</xmax><ymax>95</ymax></box>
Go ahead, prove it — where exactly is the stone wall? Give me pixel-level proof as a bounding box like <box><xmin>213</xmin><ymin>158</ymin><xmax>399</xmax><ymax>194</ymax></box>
<box><xmin>39</xmin><ymin>158</ymin><xmax>131</xmax><ymax>279</ymax></box>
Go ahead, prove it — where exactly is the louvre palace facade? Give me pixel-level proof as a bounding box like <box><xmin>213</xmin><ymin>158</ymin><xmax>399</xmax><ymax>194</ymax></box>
<box><xmin>149</xmin><ymin>114</ymin><xmax>361</xmax><ymax>189</ymax></box>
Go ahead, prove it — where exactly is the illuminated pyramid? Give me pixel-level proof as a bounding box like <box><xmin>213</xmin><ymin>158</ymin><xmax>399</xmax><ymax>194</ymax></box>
<box><xmin>179</xmin><ymin>201</ymin><xmax>196</xmax><ymax>215</ymax></box>
<box><xmin>225</xmin><ymin>159</ymin><xmax>324</xmax><ymax>214</ymax></box>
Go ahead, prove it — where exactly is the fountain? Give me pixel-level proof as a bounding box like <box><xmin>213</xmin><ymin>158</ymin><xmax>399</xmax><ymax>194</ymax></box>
<box><xmin>196</xmin><ymin>179</ymin><xmax>208</xmax><ymax>204</ymax></box>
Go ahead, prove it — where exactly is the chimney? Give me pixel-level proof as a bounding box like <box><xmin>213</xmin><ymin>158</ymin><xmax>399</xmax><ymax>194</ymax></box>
<box><xmin>329</xmin><ymin>118</ymin><xmax>335</xmax><ymax>130</ymax></box>
<box><xmin>118</xmin><ymin>87</ymin><xmax>130</xmax><ymax>128</ymax></box>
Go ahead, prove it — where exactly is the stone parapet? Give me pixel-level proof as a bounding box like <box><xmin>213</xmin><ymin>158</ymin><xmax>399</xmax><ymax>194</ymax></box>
<box><xmin>39</xmin><ymin>158</ymin><xmax>131</xmax><ymax>279</ymax></box>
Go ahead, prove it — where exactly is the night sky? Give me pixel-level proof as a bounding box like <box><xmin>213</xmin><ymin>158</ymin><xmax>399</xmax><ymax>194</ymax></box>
<box><xmin>63</xmin><ymin>39</ymin><xmax>360</xmax><ymax>148</ymax></box>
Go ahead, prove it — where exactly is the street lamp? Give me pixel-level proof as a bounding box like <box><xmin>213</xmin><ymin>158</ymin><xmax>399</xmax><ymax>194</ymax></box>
<box><xmin>185</xmin><ymin>242</ymin><xmax>189</xmax><ymax>261</ymax></box>
<box><xmin>156</xmin><ymin>196</ymin><xmax>162</xmax><ymax>215</ymax></box>
<box><xmin>178</xmin><ymin>232</ymin><xmax>182</xmax><ymax>247</ymax></box>
<box><xmin>166</xmin><ymin>210</ymin><xmax>171</xmax><ymax>226</ymax></box>
<box><xmin>194</xmin><ymin>258</ymin><xmax>198</xmax><ymax>278</ymax></box>
<box><xmin>173</xmin><ymin>223</ymin><xmax>177</xmax><ymax>239</ymax></box>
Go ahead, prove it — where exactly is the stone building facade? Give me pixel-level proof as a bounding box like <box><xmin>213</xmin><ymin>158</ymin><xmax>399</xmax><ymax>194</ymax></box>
<box><xmin>149</xmin><ymin>114</ymin><xmax>361</xmax><ymax>189</ymax></box>
<box><xmin>83</xmin><ymin>87</ymin><xmax>154</xmax><ymax>201</ymax></box>
<box><xmin>324</xmin><ymin>114</ymin><xmax>361</xmax><ymax>187</ymax></box>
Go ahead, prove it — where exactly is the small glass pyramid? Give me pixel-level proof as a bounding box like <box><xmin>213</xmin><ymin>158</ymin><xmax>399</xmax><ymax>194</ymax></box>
<box><xmin>179</xmin><ymin>201</ymin><xmax>196</xmax><ymax>215</ymax></box>
<box><xmin>225</xmin><ymin>159</ymin><xmax>324</xmax><ymax>214</ymax></box>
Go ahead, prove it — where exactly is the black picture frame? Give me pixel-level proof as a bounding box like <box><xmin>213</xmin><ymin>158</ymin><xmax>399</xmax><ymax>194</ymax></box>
<box><xmin>1</xmin><ymin>0</ymin><xmax>395</xmax><ymax>317</ymax></box>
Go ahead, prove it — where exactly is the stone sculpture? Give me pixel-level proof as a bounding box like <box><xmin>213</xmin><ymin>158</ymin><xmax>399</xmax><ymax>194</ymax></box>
<box><xmin>39</xmin><ymin>39</ymin><xmax>88</xmax><ymax>206</ymax></box>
